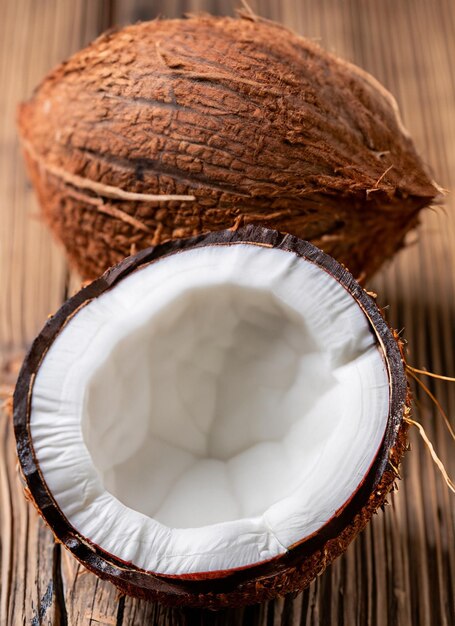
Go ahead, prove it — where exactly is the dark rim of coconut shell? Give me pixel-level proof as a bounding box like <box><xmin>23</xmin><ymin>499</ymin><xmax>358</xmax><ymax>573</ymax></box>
<box><xmin>13</xmin><ymin>225</ymin><xmax>408</xmax><ymax>604</ymax></box>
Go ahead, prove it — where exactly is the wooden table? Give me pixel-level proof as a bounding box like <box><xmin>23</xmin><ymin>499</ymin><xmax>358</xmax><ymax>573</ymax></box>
<box><xmin>1</xmin><ymin>1</ymin><xmax>454</xmax><ymax>624</ymax></box>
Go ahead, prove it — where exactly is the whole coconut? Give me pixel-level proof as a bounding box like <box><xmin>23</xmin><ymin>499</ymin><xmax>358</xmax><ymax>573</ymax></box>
<box><xmin>18</xmin><ymin>14</ymin><xmax>439</xmax><ymax>280</ymax></box>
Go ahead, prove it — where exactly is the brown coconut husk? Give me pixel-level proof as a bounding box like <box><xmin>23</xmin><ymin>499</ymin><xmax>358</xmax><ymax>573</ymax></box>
<box><xmin>17</xmin><ymin>15</ymin><xmax>439</xmax><ymax>280</ymax></box>
<box><xmin>13</xmin><ymin>226</ymin><xmax>410</xmax><ymax>608</ymax></box>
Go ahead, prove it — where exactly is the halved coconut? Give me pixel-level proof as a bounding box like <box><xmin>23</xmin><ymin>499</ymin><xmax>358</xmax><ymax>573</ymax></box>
<box><xmin>14</xmin><ymin>226</ymin><xmax>408</xmax><ymax>608</ymax></box>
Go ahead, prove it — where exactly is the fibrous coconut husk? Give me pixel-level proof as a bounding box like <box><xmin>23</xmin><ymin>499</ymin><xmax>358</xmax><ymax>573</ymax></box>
<box><xmin>18</xmin><ymin>15</ymin><xmax>439</xmax><ymax>280</ymax></box>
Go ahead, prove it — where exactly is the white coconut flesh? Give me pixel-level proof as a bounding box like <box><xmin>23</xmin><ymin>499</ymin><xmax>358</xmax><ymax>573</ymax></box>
<box><xmin>31</xmin><ymin>243</ymin><xmax>390</xmax><ymax>575</ymax></box>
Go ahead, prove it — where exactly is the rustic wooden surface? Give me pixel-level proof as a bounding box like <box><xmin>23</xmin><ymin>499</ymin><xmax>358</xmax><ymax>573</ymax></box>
<box><xmin>1</xmin><ymin>0</ymin><xmax>454</xmax><ymax>624</ymax></box>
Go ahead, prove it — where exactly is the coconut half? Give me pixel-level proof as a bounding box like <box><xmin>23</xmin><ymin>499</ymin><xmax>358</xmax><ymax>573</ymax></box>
<box><xmin>14</xmin><ymin>226</ymin><xmax>408</xmax><ymax>608</ymax></box>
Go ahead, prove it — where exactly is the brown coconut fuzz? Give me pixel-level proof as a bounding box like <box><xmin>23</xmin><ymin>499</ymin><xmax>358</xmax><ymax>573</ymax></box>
<box><xmin>18</xmin><ymin>15</ymin><xmax>438</xmax><ymax>280</ymax></box>
<box><xmin>14</xmin><ymin>226</ymin><xmax>409</xmax><ymax>608</ymax></box>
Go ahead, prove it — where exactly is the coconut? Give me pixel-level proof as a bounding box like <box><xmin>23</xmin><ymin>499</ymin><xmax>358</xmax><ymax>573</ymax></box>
<box><xmin>14</xmin><ymin>226</ymin><xmax>409</xmax><ymax>608</ymax></box>
<box><xmin>18</xmin><ymin>14</ymin><xmax>438</xmax><ymax>281</ymax></box>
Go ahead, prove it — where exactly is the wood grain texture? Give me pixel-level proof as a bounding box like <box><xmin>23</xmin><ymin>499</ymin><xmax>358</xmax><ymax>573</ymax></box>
<box><xmin>1</xmin><ymin>0</ymin><xmax>454</xmax><ymax>624</ymax></box>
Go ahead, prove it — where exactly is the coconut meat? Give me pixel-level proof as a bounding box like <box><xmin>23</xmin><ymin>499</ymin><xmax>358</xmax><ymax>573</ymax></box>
<box><xmin>30</xmin><ymin>243</ymin><xmax>389</xmax><ymax>575</ymax></box>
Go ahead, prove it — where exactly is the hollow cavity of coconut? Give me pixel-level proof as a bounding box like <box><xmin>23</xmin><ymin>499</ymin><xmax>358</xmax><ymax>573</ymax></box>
<box><xmin>14</xmin><ymin>227</ymin><xmax>408</xmax><ymax>608</ymax></box>
<box><xmin>18</xmin><ymin>14</ymin><xmax>438</xmax><ymax>281</ymax></box>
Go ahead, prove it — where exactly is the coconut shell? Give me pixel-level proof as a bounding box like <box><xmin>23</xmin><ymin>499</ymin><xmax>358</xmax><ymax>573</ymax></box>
<box><xmin>17</xmin><ymin>14</ymin><xmax>438</xmax><ymax>281</ymax></box>
<box><xmin>14</xmin><ymin>226</ymin><xmax>410</xmax><ymax>608</ymax></box>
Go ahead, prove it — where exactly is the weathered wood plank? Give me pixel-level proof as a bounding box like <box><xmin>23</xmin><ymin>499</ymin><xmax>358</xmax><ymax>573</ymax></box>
<box><xmin>0</xmin><ymin>0</ymin><xmax>111</xmax><ymax>354</ymax></box>
<box><xmin>0</xmin><ymin>2</ymin><xmax>110</xmax><ymax>625</ymax></box>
